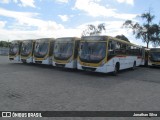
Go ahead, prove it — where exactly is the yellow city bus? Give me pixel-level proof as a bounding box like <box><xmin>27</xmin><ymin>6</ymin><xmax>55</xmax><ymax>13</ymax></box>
<box><xmin>52</xmin><ymin>37</ymin><xmax>80</xmax><ymax>68</ymax></box>
<box><xmin>33</xmin><ymin>38</ymin><xmax>55</xmax><ymax>65</ymax></box>
<box><xmin>78</xmin><ymin>36</ymin><xmax>144</xmax><ymax>75</ymax></box>
<box><xmin>148</xmin><ymin>48</ymin><xmax>160</xmax><ymax>66</ymax></box>
<box><xmin>20</xmin><ymin>40</ymin><xmax>35</xmax><ymax>63</ymax></box>
<box><xmin>9</xmin><ymin>40</ymin><xmax>22</xmax><ymax>61</ymax></box>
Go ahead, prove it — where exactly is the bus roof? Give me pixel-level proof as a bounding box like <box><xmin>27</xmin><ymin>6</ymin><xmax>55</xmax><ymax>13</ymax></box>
<box><xmin>81</xmin><ymin>35</ymin><xmax>142</xmax><ymax>48</ymax></box>
<box><xmin>10</xmin><ymin>40</ymin><xmax>22</xmax><ymax>43</ymax></box>
<box><xmin>22</xmin><ymin>39</ymin><xmax>36</xmax><ymax>42</ymax></box>
<box><xmin>109</xmin><ymin>36</ymin><xmax>142</xmax><ymax>48</ymax></box>
<box><xmin>81</xmin><ymin>36</ymin><xmax>108</xmax><ymax>41</ymax></box>
<box><xmin>36</xmin><ymin>38</ymin><xmax>55</xmax><ymax>42</ymax></box>
<box><xmin>150</xmin><ymin>48</ymin><xmax>160</xmax><ymax>52</ymax></box>
<box><xmin>56</xmin><ymin>37</ymin><xmax>80</xmax><ymax>41</ymax></box>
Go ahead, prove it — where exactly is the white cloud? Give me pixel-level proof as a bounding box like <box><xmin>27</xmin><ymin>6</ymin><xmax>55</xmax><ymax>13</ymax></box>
<box><xmin>0</xmin><ymin>21</ymin><xmax>7</xmax><ymax>29</ymax></box>
<box><xmin>0</xmin><ymin>27</ymin><xmax>82</xmax><ymax>41</ymax></box>
<box><xmin>0</xmin><ymin>8</ymin><xmax>37</xmax><ymax>18</ymax></box>
<box><xmin>58</xmin><ymin>15</ymin><xmax>69</xmax><ymax>22</ymax></box>
<box><xmin>0</xmin><ymin>0</ymin><xmax>36</xmax><ymax>7</ymax></box>
<box><xmin>116</xmin><ymin>0</ymin><xmax>134</xmax><ymax>5</ymax></box>
<box><xmin>56</xmin><ymin>0</ymin><xmax>69</xmax><ymax>3</ymax></box>
<box><xmin>0</xmin><ymin>6</ymin><xmax>141</xmax><ymax>46</ymax></box>
<box><xmin>55</xmin><ymin>28</ymin><xmax>82</xmax><ymax>38</ymax></box>
<box><xmin>0</xmin><ymin>8</ymin><xmax>66</xmax><ymax>40</ymax></box>
<box><xmin>0</xmin><ymin>10</ymin><xmax>144</xmax><ymax>46</ymax></box>
<box><xmin>18</xmin><ymin>0</ymin><xmax>36</xmax><ymax>8</ymax></box>
<box><xmin>0</xmin><ymin>8</ymin><xmax>64</xmax><ymax>31</ymax></box>
<box><xmin>74</xmin><ymin>0</ymin><xmax>137</xmax><ymax>20</ymax></box>
<box><xmin>114</xmin><ymin>13</ymin><xmax>137</xmax><ymax>20</ymax></box>
<box><xmin>74</xmin><ymin>0</ymin><xmax>116</xmax><ymax>17</ymax></box>
<box><xmin>0</xmin><ymin>8</ymin><xmax>82</xmax><ymax>41</ymax></box>
<box><xmin>0</xmin><ymin>0</ymin><xmax>10</xmax><ymax>4</ymax></box>
<box><xmin>13</xmin><ymin>0</ymin><xmax>18</xmax><ymax>3</ymax></box>
<box><xmin>0</xmin><ymin>30</ymin><xmax>45</xmax><ymax>41</ymax></box>
<box><xmin>0</xmin><ymin>8</ymin><xmax>138</xmax><ymax>44</ymax></box>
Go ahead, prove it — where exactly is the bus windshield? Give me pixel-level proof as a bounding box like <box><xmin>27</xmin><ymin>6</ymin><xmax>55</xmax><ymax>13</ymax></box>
<box><xmin>9</xmin><ymin>42</ymin><xmax>19</xmax><ymax>55</ymax></box>
<box><xmin>150</xmin><ymin>52</ymin><xmax>160</xmax><ymax>62</ymax></box>
<box><xmin>21</xmin><ymin>41</ymin><xmax>32</xmax><ymax>56</ymax></box>
<box><xmin>34</xmin><ymin>42</ymin><xmax>49</xmax><ymax>58</ymax></box>
<box><xmin>54</xmin><ymin>41</ymin><xmax>73</xmax><ymax>60</ymax></box>
<box><xmin>79</xmin><ymin>42</ymin><xmax>106</xmax><ymax>63</ymax></box>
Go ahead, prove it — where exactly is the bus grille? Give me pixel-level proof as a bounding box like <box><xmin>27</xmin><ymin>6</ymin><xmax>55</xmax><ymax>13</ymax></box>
<box><xmin>82</xmin><ymin>66</ymin><xmax>96</xmax><ymax>72</ymax></box>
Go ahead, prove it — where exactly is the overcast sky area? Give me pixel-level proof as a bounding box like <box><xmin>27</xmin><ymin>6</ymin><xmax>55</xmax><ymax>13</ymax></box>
<box><xmin>0</xmin><ymin>0</ymin><xmax>160</xmax><ymax>47</ymax></box>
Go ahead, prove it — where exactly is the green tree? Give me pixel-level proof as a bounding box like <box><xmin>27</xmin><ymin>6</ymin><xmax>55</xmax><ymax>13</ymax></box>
<box><xmin>115</xmin><ymin>34</ymin><xmax>130</xmax><ymax>42</ymax></box>
<box><xmin>82</xmin><ymin>23</ymin><xmax>106</xmax><ymax>36</ymax></box>
<box><xmin>0</xmin><ymin>41</ymin><xmax>10</xmax><ymax>48</ymax></box>
<box><xmin>123</xmin><ymin>11</ymin><xmax>160</xmax><ymax>48</ymax></box>
<box><xmin>150</xmin><ymin>24</ymin><xmax>160</xmax><ymax>47</ymax></box>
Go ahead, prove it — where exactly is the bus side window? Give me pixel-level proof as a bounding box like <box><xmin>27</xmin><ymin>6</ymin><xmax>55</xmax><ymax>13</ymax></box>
<box><xmin>115</xmin><ymin>42</ymin><xmax>121</xmax><ymax>54</ymax></box>
<box><xmin>79</xmin><ymin>42</ymin><xmax>83</xmax><ymax>50</ymax></box>
<box><xmin>108</xmin><ymin>41</ymin><xmax>112</xmax><ymax>50</ymax></box>
<box><xmin>108</xmin><ymin>40</ymin><xmax>115</xmax><ymax>55</ymax></box>
<box><xmin>126</xmin><ymin>45</ymin><xmax>131</xmax><ymax>55</ymax></box>
<box><xmin>122</xmin><ymin>44</ymin><xmax>127</xmax><ymax>54</ymax></box>
<box><xmin>115</xmin><ymin>42</ymin><xmax>120</xmax><ymax>49</ymax></box>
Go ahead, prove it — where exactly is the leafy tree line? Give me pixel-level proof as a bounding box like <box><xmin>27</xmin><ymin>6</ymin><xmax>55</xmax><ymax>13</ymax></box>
<box><xmin>82</xmin><ymin>10</ymin><xmax>160</xmax><ymax>48</ymax></box>
<box><xmin>0</xmin><ymin>41</ymin><xmax>10</xmax><ymax>48</ymax></box>
<box><xmin>82</xmin><ymin>23</ymin><xmax>106</xmax><ymax>36</ymax></box>
<box><xmin>115</xmin><ymin>35</ymin><xmax>130</xmax><ymax>42</ymax></box>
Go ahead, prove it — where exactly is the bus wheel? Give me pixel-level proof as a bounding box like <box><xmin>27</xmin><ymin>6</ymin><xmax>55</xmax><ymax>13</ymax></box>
<box><xmin>112</xmin><ymin>63</ymin><xmax>119</xmax><ymax>76</ymax></box>
<box><xmin>132</xmin><ymin>61</ymin><xmax>136</xmax><ymax>70</ymax></box>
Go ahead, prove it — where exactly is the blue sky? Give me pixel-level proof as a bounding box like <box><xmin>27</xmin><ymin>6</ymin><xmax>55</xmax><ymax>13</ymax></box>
<box><xmin>0</xmin><ymin>0</ymin><xmax>160</xmax><ymax>47</ymax></box>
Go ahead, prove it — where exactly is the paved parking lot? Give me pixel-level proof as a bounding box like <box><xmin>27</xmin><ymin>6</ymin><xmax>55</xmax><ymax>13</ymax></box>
<box><xmin>0</xmin><ymin>56</ymin><xmax>160</xmax><ymax>120</ymax></box>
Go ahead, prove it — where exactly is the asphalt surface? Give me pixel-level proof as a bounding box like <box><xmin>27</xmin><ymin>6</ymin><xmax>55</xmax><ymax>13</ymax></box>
<box><xmin>0</xmin><ymin>56</ymin><xmax>160</xmax><ymax>120</ymax></box>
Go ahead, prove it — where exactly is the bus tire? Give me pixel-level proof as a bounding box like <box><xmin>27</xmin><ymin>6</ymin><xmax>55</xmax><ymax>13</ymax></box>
<box><xmin>112</xmin><ymin>63</ymin><xmax>119</xmax><ymax>76</ymax></box>
<box><xmin>132</xmin><ymin>61</ymin><xmax>136</xmax><ymax>70</ymax></box>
